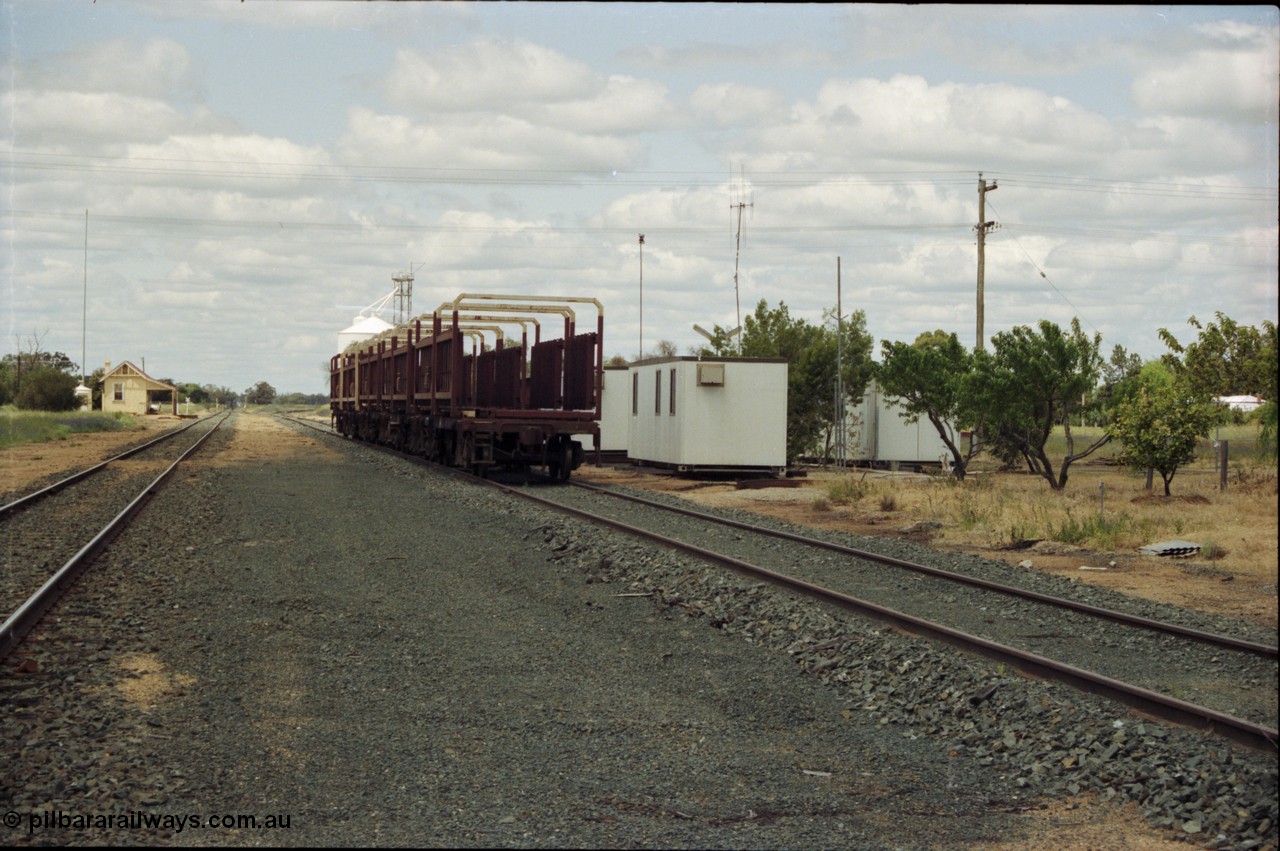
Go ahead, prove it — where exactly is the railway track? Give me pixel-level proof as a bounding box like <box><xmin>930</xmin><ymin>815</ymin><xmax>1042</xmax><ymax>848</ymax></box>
<box><xmin>0</xmin><ymin>411</ymin><xmax>231</xmax><ymax>659</ymax></box>
<box><xmin>281</xmin><ymin>414</ymin><xmax>1278</xmax><ymax>752</ymax></box>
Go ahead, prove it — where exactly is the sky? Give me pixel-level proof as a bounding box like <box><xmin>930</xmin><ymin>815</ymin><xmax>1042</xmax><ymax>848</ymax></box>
<box><xmin>3</xmin><ymin>2</ymin><xmax>1277</xmax><ymax>395</ymax></box>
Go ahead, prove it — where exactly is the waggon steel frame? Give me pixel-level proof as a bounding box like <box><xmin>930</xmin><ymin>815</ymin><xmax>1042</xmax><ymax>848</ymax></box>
<box><xmin>330</xmin><ymin>294</ymin><xmax>603</xmax><ymax>478</ymax></box>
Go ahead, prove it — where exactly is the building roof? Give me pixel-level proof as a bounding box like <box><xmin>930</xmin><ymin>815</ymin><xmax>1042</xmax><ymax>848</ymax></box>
<box><xmin>103</xmin><ymin>360</ymin><xmax>177</xmax><ymax>392</ymax></box>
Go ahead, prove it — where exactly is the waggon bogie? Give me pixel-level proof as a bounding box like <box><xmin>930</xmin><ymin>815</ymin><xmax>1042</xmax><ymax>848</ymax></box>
<box><xmin>329</xmin><ymin>293</ymin><xmax>602</xmax><ymax>481</ymax></box>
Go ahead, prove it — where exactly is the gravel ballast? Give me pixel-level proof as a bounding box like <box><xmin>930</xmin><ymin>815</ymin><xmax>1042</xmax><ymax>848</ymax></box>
<box><xmin>3</xmin><ymin>414</ymin><xmax>1276</xmax><ymax>848</ymax></box>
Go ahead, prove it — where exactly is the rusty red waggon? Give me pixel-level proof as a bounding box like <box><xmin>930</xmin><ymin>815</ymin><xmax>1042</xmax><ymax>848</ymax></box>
<box><xmin>329</xmin><ymin>293</ymin><xmax>602</xmax><ymax>480</ymax></box>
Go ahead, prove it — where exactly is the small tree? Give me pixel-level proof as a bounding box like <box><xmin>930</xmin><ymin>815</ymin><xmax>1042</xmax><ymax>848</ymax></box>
<box><xmin>16</xmin><ymin>366</ymin><xmax>79</xmax><ymax>411</ymax></box>
<box><xmin>969</xmin><ymin>318</ymin><xmax>1109</xmax><ymax>490</ymax></box>
<box><xmin>1109</xmin><ymin>378</ymin><xmax>1217</xmax><ymax>495</ymax></box>
<box><xmin>244</xmin><ymin>381</ymin><xmax>277</xmax><ymax>405</ymax></box>
<box><xmin>877</xmin><ymin>331</ymin><xmax>982</xmax><ymax>479</ymax></box>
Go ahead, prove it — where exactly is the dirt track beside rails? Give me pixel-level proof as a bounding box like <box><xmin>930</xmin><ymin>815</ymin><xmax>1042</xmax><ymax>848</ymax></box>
<box><xmin>2</xmin><ymin>412</ymin><xmax>1272</xmax><ymax>849</ymax></box>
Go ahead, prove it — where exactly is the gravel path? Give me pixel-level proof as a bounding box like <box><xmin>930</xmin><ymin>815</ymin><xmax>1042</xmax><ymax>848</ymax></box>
<box><xmin>2</xmin><ymin>414</ymin><xmax>1275</xmax><ymax>849</ymax></box>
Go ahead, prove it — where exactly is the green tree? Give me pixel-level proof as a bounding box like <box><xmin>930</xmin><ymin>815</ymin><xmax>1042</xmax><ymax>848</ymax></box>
<box><xmin>177</xmin><ymin>383</ymin><xmax>210</xmax><ymax>404</ymax></box>
<box><xmin>205</xmin><ymin>385</ymin><xmax>238</xmax><ymax>407</ymax></box>
<box><xmin>0</xmin><ymin>361</ymin><xmax>14</xmax><ymax>406</ymax></box>
<box><xmin>1091</xmin><ymin>344</ymin><xmax>1145</xmax><ymax>425</ymax></box>
<box><xmin>730</xmin><ymin>299</ymin><xmax>873</xmax><ymax>462</ymax></box>
<box><xmin>244</xmin><ymin>381</ymin><xmax>277</xmax><ymax>405</ymax></box>
<box><xmin>877</xmin><ymin>331</ymin><xmax>982</xmax><ymax>479</ymax></box>
<box><xmin>2</xmin><ymin>347</ymin><xmax>80</xmax><ymax>405</ymax></box>
<box><xmin>16</xmin><ymin>366</ymin><xmax>79</xmax><ymax>411</ymax></box>
<box><xmin>1109</xmin><ymin>375</ymin><xmax>1217</xmax><ymax>495</ymax></box>
<box><xmin>1161</xmin><ymin>313</ymin><xmax>1277</xmax><ymax>454</ymax></box>
<box><xmin>1</xmin><ymin>350</ymin><xmax>78</xmax><ymax>377</ymax></box>
<box><xmin>970</xmin><ymin>318</ymin><xmax>1109</xmax><ymax>490</ymax></box>
<box><xmin>1159</xmin><ymin>313</ymin><xmax>1275</xmax><ymax>399</ymax></box>
<box><xmin>86</xmin><ymin>367</ymin><xmax>105</xmax><ymax>410</ymax></box>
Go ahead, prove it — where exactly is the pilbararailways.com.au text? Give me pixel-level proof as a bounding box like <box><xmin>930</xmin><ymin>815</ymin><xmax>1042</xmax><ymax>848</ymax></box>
<box><xmin>11</xmin><ymin>809</ymin><xmax>292</xmax><ymax>835</ymax></box>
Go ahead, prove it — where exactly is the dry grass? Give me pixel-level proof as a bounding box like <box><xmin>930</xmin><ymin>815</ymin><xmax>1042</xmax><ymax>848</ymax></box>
<box><xmin>824</xmin><ymin>455</ymin><xmax>1277</xmax><ymax>587</ymax></box>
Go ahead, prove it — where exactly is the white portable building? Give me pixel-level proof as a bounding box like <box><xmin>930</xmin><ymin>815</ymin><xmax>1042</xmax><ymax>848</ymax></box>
<box><xmin>626</xmin><ymin>356</ymin><xmax>787</xmax><ymax>473</ymax></box>
<box><xmin>575</xmin><ymin>365</ymin><xmax>629</xmax><ymax>455</ymax></box>
<box><xmin>850</xmin><ymin>381</ymin><xmax>959</xmax><ymax>469</ymax></box>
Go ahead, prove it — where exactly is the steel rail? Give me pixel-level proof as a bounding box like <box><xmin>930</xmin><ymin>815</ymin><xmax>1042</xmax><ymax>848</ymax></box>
<box><xmin>0</xmin><ymin>411</ymin><xmax>231</xmax><ymax>661</ymax></box>
<box><xmin>0</xmin><ymin>415</ymin><xmax>209</xmax><ymax>521</ymax></box>
<box><xmin>568</xmin><ymin>480</ymin><xmax>1279</xmax><ymax>659</ymax></box>
<box><xmin>278</xmin><ymin>414</ymin><xmax>1279</xmax><ymax>751</ymax></box>
<box><xmin>489</xmin><ymin>479</ymin><xmax>1279</xmax><ymax>754</ymax></box>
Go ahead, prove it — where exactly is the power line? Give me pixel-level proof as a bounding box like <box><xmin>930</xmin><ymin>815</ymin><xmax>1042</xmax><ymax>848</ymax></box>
<box><xmin>0</xmin><ymin>208</ymin><xmax>967</xmax><ymax>234</ymax></box>
<box><xmin>985</xmin><ymin>197</ymin><xmax>1098</xmax><ymax>336</ymax></box>
<box><xmin>989</xmin><ymin>171</ymin><xmax>1277</xmax><ymax>203</ymax></box>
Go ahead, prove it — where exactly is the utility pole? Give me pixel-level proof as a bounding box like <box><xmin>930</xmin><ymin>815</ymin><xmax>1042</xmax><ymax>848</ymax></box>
<box><xmin>82</xmin><ymin>210</ymin><xmax>88</xmax><ymax>385</ymax></box>
<box><xmin>638</xmin><ymin>233</ymin><xmax>645</xmax><ymax>359</ymax></box>
<box><xmin>975</xmin><ymin>172</ymin><xmax>999</xmax><ymax>350</ymax></box>
<box><xmin>730</xmin><ymin>168</ymin><xmax>753</xmax><ymax>345</ymax></box>
<box><xmin>834</xmin><ymin>256</ymin><xmax>846</xmax><ymax>469</ymax></box>
<box><xmin>731</xmin><ymin>200</ymin><xmax>752</xmax><ymax>341</ymax></box>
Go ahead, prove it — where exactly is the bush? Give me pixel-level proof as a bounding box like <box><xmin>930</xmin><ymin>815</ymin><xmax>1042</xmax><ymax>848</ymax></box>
<box><xmin>827</xmin><ymin>476</ymin><xmax>868</xmax><ymax>505</ymax></box>
<box><xmin>16</xmin><ymin>367</ymin><xmax>78</xmax><ymax>412</ymax></box>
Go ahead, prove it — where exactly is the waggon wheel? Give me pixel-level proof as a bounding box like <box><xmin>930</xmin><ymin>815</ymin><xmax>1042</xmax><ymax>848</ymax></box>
<box><xmin>557</xmin><ymin>439</ymin><xmax>573</xmax><ymax>481</ymax></box>
<box><xmin>460</xmin><ymin>434</ymin><xmax>485</xmax><ymax>477</ymax></box>
<box><xmin>547</xmin><ymin>436</ymin><xmax>572</xmax><ymax>481</ymax></box>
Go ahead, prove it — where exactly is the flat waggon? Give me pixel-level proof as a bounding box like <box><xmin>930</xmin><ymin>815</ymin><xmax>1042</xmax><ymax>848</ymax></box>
<box><xmin>330</xmin><ymin>293</ymin><xmax>602</xmax><ymax>480</ymax></box>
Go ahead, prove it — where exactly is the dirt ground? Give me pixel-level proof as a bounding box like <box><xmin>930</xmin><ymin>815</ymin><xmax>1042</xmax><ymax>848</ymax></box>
<box><xmin>4</xmin><ymin>411</ymin><xmax>1267</xmax><ymax>850</ymax></box>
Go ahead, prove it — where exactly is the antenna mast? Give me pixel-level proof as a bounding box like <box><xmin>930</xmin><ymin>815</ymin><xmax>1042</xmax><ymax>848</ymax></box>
<box><xmin>730</xmin><ymin>167</ymin><xmax>753</xmax><ymax>341</ymax></box>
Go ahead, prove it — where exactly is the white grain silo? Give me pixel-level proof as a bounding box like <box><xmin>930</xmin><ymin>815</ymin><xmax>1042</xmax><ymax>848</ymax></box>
<box><xmin>337</xmin><ymin>315</ymin><xmax>394</xmax><ymax>353</ymax></box>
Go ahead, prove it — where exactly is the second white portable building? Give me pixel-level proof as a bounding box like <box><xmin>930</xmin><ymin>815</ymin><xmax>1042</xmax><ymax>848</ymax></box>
<box><xmin>849</xmin><ymin>380</ymin><xmax>961</xmax><ymax>469</ymax></box>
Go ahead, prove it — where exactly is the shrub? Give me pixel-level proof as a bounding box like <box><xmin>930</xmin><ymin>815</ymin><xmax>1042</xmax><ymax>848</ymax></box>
<box><xmin>827</xmin><ymin>476</ymin><xmax>868</xmax><ymax>505</ymax></box>
<box><xmin>16</xmin><ymin>367</ymin><xmax>78</xmax><ymax>412</ymax></box>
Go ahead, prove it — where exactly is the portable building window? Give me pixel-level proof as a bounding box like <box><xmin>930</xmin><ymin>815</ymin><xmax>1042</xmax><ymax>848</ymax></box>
<box><xmin>654</xmin><ymin>370</ymin><xmax>661</xmax><ymax>415</ymax></box>
<box><xmin>632</xmin><ymin>372</ymin><xmax>638</xmax><ymax>415</ymax></box>
<box><xmin>669</xmin><ymin>368</ymin><xmax>677</xmax><ymax>415</ymax></box>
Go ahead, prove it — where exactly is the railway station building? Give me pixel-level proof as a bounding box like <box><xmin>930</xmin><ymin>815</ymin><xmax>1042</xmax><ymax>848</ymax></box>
<box><xmin>100</xmin><ymin>360</ymin><xmax>178</xmax><ymax>416</ymax></box>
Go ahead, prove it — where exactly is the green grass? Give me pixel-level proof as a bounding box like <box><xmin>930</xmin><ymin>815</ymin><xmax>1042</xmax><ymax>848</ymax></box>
<box><xmin>1048</xmin><ymin>509</ymin><xmax>1136</xmax><ymax>550</ymax></box>
<box><xmin>0</xmin><ymin>408</ymin><xmax>135</xmax><ymax>448</ymax></box>
<box><xmin>826</xmin><ymin>475</ymin><xmax>869</xmax><ymax>505</ymax></box>
<box><xmin>1031</xmin><ymin>421</ymin><xmax>1265</xmax><ymax>466</ymax></box>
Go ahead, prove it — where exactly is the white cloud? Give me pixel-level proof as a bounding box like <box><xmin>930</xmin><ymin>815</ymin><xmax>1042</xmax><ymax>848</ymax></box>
<box><xmin>337</xmin><ymin>106</ymin><xmax>642</xmax><ymax>172</ymax></box>
<box><xmin>382</xmin><ymin>41</ymin><xmax>678</xmax><ymax>135</ymax></box>
<box><xmin>690</xmin><ymin>83</ymin><xmax>788</xmax><ymax>128</ymax></box>
<box><xmin>1132</xmin><ymin>33</ymin><xmax>1279</xmax><ymax>124</ymax></box>
<box><xmin>24</xmin><ymin>37</ymin><xmax>200</xmax><ymax>100</ymax></box>
<box><xmin>6</xmin><ymin>90</ymin><xmax>217</xmax><ymax>150</ymax></box>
